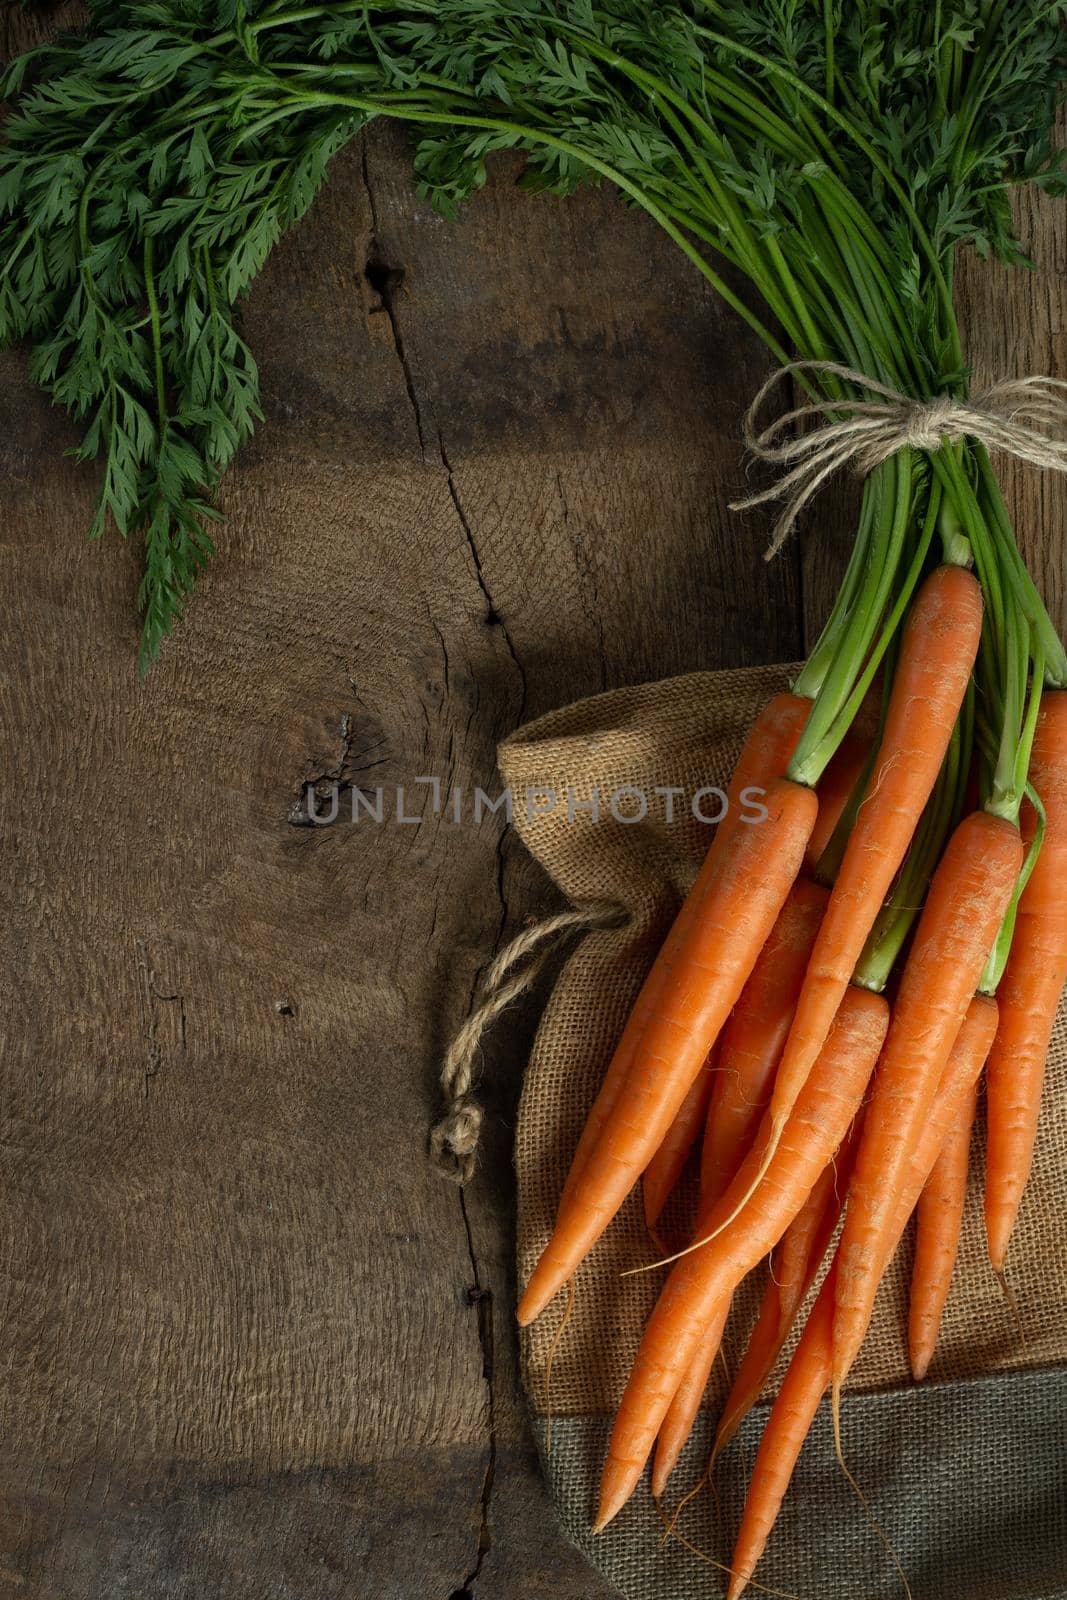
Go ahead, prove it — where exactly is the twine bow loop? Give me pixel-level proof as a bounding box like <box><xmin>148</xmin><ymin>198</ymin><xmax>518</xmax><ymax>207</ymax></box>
<box><xmin>731</xmin><ymin>360</ymin><xmax>1067</xmax><ymax>559</ymax></box>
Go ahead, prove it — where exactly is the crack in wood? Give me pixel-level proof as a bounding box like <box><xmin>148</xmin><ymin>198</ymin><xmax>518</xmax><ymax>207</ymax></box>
<box><xmin>359</xmin><ymin>137</ymin><xmax>527</xmax><ymax>726</ymax></box>
<box><xmin>133</xmin><ymin>938</ymin><xmax>185</xmax><ymax>1100</ymax></box>
<box><xmin>435</xmin><ymin>426</ymin><xmax>528</xmax><ymax>724</ymax></box>
<box><xmin>361</xmin><ymin>141</ymin><xmax>427</xmax><ymax>457</ymax></box>
<box><xmin>358</xmin><ymin>141</ymin><xmax>519</xmax><ymax>1592</ymax></box>
<box><xmin>454</xmin><ymin>1189</ymin><xmax>496</xmax><ymax>1600</ymax></box>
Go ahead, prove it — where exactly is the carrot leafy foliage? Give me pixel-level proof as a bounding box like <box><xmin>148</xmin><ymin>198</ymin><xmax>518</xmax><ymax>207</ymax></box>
<box><xmin>1</xmin><ymin>1</ymin><xmax>1065</xmax><ymax>666</ymax></box>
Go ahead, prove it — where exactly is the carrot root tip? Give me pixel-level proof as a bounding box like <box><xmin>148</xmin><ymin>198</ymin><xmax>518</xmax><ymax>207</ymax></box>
<box><xmin>992</xmin><ymin>1266</ymin><xmax>1029</xmax><ymax>1355</ymax></box>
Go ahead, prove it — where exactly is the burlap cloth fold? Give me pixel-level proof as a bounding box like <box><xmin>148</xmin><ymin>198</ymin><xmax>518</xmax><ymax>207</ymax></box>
<box><xmin>501</xmin><ymin>663</ymin><xmax>1066</xmax><ymax>1600</ymax></box>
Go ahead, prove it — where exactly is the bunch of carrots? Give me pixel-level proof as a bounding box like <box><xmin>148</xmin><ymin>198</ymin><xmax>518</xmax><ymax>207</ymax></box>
<box><xmin>517</xmin><ymin>555</ymin><xmax>1067</xmax><ymax>1590</ymax></box>
<box><xmin>2</xmin><ymin>1</ymin><xmax>1064</xmax><ymax>1586</ymax></box>
<box><xmin>333</xmin><ymin>8</ymin><xmax>1067</xmax><ymax>1589</ymax></box>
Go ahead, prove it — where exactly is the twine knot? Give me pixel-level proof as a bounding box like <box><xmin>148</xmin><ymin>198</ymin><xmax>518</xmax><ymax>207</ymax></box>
<box><xmin>429</xmin><ymin>1096</ymin><xmax>483</xmax><ymax>1178</ymax></box>
<box><xmin>904</xmin><ymin>395</ymin><xmax>961</xmax><ymax>454</ymax></box>
<box><xmin>430</xmin><ymin>900</ymin><xmax>627</xmax><ymax>1183</ymax></box>
<box><xmin>730</xmin><ymin>361</ymin><xmax>1067</xmax><ymax>559</ymax></box>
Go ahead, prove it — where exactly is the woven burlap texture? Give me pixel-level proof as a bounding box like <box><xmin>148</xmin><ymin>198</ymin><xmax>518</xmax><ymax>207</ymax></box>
<box><xmin>502</xmin><ymin>664</ymin><xmax>1067</xmax><ymax>1422</ymax></box>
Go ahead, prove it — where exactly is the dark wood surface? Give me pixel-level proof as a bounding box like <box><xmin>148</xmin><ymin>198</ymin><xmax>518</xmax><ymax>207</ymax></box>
<box><xmin>1</xmin><ymin>9</ymin><xmax>1064</xmax><ymax>1597</ymax></box>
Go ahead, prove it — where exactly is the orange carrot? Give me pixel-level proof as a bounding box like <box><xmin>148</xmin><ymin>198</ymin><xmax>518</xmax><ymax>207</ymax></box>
<box><xmin>700</xmin><ymin>878</ymin><xmax>828</xmax><ymax>1206</ymax></box>
<box><xmin>769</xmin><ymin>566</ymin><xmax>982</xmax><ymax>1137</ymax></box>
<box><xmin>804</xmin><ymin>732</ymin><xmax>869</xmax><ymax>874</ymax></box>
<box><xmin>712</xmin><ymin>1276</ymin><xmax>782</xmax><ymax>1461</ymax></box>
<box><xmin>711</xmin><ymin>1122</ymin><xmax>859</xmax><ymax>1461</ymax></box>
<box><xmin>727</xmin><ymin>996</ymin><xmax>998</xmax><ymax>1600</ymax></box>
<box><xmin>832</xmin><ymin>811</ymin><xmax>1021</xmax><ymax>1389</ymax></box>
<box><xmin>651</xmin><ymin>877</ymin><xmax>830</xmax><ymax>1489</ymax></box>
<box><xmin>984</xmin><ymin>922</ymin><xmax>1067</xmax><ymax>1270</ymax></box>
<box><xmin>595</xmin><ymin>986</ymin><xmax>888</xmax><ymax>1529</ymax></box>
<box><xmin>775</xmin><ymin>1120</ymin><xmax>858</xmax><ymax>1320</ymax></box>
<box><xmin>908</xmin><ymin>1077</ymin><xmax>978</xmax><ymax>1381</ymax></box>
<box><xmin>726</xmin><ymin>1273</ymin><xmax>835</xmax><ymax>1600</ymax></box>
<box><xmin>643</xmin><ymin>1055</ymin><xmax>716</xmax><ymax>1232</ymax></box>
<box><xmin>518</xmin><ymin>776</ymin><xmax>818</xmax><ymax>1327</ymax></box>
<box><xmin>651</xmin><ymin>885</ymin><xmax>828</xmax><ymax>1494</ymax></box>
<box><xmin>650</xmin><ymin>1298</ymin><xmax>730</xmax><ymax>1498</ymax></box>
<box><xmin>660</xmin><ymin>1123</ymin><xmax>856</xmax><ymax>1499</ymax></box>
<box><xmin>985</xmin><ymin>690</ymin><xmax>1067</xmax><ymax>1269</ymax></box>
<box><xmin>560</xmin><ymin>693</ymin><xmax>810</xmax><ymax>1205</ymax></box>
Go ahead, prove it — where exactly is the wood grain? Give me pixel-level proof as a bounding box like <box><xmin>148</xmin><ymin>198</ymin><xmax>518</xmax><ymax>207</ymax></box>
<box><xmin>0</xmin><ymin>8</ymin><xmax>798</xmax><ymax>1589</ymax></box>
<box><xmin>0</xmin><ymin>10</ymin><xmax>1064</xmax><ymax>1597</ymax></box>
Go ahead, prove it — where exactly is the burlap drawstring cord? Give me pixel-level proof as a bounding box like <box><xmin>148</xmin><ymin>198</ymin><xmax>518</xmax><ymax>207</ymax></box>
<box><xmin>430</xmin><ymin>900</ymin><xmax>627</xmax><ymax>1183</ymax></box>
<box><xmin>730</xmin><ymin>361</ymin><xmax>1067</xmax><ymax>559</ymax></box>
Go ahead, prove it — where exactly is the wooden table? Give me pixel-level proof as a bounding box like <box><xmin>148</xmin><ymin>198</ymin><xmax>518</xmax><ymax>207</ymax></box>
<box><xmin>2</xmin><ymin>10</ymin><xmax>1064</xmax><ymax>1596</ymax></box>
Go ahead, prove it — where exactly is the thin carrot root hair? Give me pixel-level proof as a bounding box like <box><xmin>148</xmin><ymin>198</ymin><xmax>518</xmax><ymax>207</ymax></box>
<box><xmin>659</xmin><ymin>1454</ymin><xmax>713</xmax><ymax>1545</ymax></box>
<box><xmin>830</xmin><ymin>1382</ymin><xmax>913</xmax><ymax>1600</ymax></box>
<box><xmin>542</xmin><ymin>1278</ymin><xmax>576</xmax><ymax>1457</ymax></box>
<box><xmin>661</xmin><ymin>1325</ymin><xmax>741</xmax><ymax>1547</ymax></box>
<box><xmin>653</xmin><ymin>1498</ymin><xmax>803</xmax><ymax>1600</ymax></box>
<box><xmin>707</xmin><ymin>1445</ymin><xmax>728</xmax><ymax>1530</ymax></box>
<box><xmin>621</xmin><ymin>1133</ymin><xmax>781</xmax><ymax>1275</ymax></box>
<box><xmin>706</xmin><ymin>1339</ymin><xmax>738</xmax><ymax>1474</ymax></box>
<box><xmin>992</xmin><ymin>1265</ymin><xmax>1029</xmax><ymax>1356</ymax></box>
<box><xmin>857</xmin><ymin>747</ymin><xmax>909</xmax><ymax>811</ymax></box>
<box><xmin>710</xmin><ymin>1388</ymin><xmax>753</xmax><ymax>1475</ymax></box>
<box><xmin>732</xmin><ymin>1409</ymin><xmax>755</xmax><ymax>1501</ymax></box>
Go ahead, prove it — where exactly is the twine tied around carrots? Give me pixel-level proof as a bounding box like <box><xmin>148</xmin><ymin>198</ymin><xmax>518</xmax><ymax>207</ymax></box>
<box><xmin>430</xmin><ymin>900</ymin><xmax>627</xmax><ymax>1183</ymax></box>
<box><xmin>731</xmin><ymin>362</ymin><xmax>1067</xmax><ymax>558</ymax></box>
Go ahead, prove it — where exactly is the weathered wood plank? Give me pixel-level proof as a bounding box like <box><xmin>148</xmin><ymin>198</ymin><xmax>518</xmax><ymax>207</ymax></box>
<box><xmin>2</xmin><ymin>11</ymin><xmax>1064</xmax><ymax>1598</ymax></box>
<box><xmin>0</xmin><ymin>10</ymin><xmax>795</xmax><ymax>1585</ymax></box>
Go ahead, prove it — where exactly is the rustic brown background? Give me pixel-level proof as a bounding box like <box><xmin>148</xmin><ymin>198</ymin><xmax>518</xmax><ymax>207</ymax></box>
<box><xmin>1</xmin><ymin>8</ymin><xmax>1064</xmax><ymax>1597</ymax></box>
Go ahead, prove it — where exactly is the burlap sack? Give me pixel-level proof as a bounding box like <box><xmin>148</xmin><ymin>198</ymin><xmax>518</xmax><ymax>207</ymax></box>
<box><xmin>502</xmin><ymin>663</ymin><xmax>1066</xmax><ymax>1600</ymax></box>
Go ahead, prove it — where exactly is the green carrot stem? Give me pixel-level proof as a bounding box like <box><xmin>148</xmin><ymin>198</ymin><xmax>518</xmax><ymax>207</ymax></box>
<box><xmin>788</xmin><ymin>449</ymin><xmax>915</xmax><ymax>788</ymax></box>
